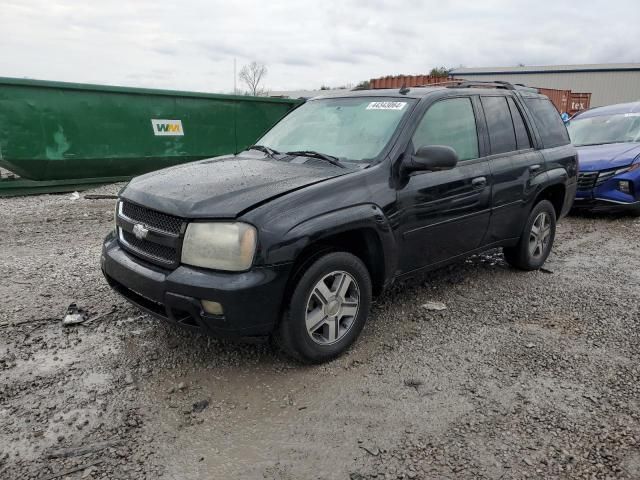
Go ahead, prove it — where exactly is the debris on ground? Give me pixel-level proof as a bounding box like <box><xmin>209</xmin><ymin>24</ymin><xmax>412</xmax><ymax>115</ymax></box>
<box><xmin>84</xmin><ymin>194</ymin><xmax>119</xmax><ymax>200</ymax></box>
<box><xmin>69</xmin><ymin>191</ymin><xmax>80</xmax><ymax>201</ymax></box>
<box><xmin>192</xmin><ymin>399</ymin><xmax>210</xmax><ymax>413</ymax></box>
<box><xmin>62</xmin><ymin>303</ymin><xmax>89</xmax><ymax>326</ymax></box>
<box><xmin>421</xmin><ymin>301</ymin><xmax>447</xmax><ymax>311</ymax></box>
<box><xmin>403</xmin><ymin>378</ymin><xmax>423</xmax><ymax>390</ymax></box>
<box><xmin>359</xmin><ymin>445</ymin><xmax>380</xmax><ymax>456</ymax></box>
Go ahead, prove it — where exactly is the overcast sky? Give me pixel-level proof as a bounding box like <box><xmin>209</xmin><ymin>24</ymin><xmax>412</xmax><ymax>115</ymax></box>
<box><xmin>2</xmin><ymin>0</ymin><xmax>639</xmax><ymax>94</ymax></box>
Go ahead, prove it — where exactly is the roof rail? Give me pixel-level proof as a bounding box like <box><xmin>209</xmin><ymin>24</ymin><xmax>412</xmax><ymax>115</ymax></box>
<box><xmin>447</xmin><ymin>80</ymin><xmax>540</xmax><ymax>93</ymax></box>
<box><xmin>511</xmin><ymin>83</ymin><xmax>540</xmax><ymax>93</ymax></box>
<box><xmin>416</xmin><ymin>80</ymin><xmax>464</xmax><ymax>87</ymax></box>
<box><xmin>448</xmin><ymin>80</ymin><xmax>516</xmax><ymax>90</ymax></box>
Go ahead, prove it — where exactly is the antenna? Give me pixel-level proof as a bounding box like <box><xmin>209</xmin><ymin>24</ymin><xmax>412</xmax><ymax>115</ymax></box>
<box><xmin>399</xmin><ymin>84</ymin><xmax>410</xmax><ymax>95</ymax></box>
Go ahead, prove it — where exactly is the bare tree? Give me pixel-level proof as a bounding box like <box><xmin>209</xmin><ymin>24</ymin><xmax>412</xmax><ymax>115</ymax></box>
<box><xmin>239</xmin><ymin>61</ymin><xmax>268</xmax><ymax>96</ymax></box>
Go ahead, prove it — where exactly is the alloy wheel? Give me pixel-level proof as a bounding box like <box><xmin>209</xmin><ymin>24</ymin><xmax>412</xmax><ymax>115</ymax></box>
<box><xmin>528</xmin><ymin>212</ymin><xmax>551</xmax><ymax>260</ymax></box>
<box><xmin>305</xmin><ymin>271</ymin><xmax>360</xmax><ymax>345</ymax></box>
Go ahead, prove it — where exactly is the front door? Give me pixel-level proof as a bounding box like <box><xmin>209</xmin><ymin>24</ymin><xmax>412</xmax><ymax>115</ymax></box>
<box><xmin>396</xmin><ymin>96</ymin><xmax>492</xmax><ymax>274</ymax></box>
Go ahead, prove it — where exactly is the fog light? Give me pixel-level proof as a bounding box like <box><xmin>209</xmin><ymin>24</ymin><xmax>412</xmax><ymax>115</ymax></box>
<box><xmin>619</xmin><ymin>180</ymin><xmax>631</xmax><ymax>194</ymax></box>
<box><xmin>201</xmin><ymin>300</ymin><xmax>224</xmax><ymax>315</ymax></box>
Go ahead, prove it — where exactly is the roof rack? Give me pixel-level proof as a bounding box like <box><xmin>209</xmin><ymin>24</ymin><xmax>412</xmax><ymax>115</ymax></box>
<box><xmin>416</xmin><ymin>80</ymin><xmax>463</xmax><ymax>87</ymax></box>
<box><xmin>511</xmin><ymin>83</ymin><xmax>540</xmax><ymax>93</ymax></box>
<box><xmin>448</xmin><ymin>80</ymin><xmax>539</xmax><ymax>93</ymax></box>
<box><xmin>448</xmin><ymin>80</ymin><xmax>516</xmax><ymax>90</ymax></box>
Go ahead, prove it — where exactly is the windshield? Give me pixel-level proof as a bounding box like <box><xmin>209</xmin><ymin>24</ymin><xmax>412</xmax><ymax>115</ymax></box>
<box><xmin>257</xmin><ymin>97</ymin><xmax>415</xmax><ymax>162</ymax></box>
<box><xmin>568</xmin><ymin>112</ymin><xmax>640</xmax><ymax>146</ymax></box>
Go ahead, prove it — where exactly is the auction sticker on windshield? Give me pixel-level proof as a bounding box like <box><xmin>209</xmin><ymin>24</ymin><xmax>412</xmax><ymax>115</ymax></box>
<box><xmin>366</xmin><ymin>101</ymin><xmax>407</xmax><ymax>110</ymax></box>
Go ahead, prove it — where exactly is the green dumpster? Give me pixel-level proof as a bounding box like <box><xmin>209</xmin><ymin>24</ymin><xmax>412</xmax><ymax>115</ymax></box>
<box><xmin>0</xmin><ymin>77</ymin><xmax>301</xmax><ymax>181</ymax></box>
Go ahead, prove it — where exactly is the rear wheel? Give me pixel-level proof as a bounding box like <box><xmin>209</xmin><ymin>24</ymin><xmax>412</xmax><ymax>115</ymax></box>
<box><xmin>275</xmin><ymin>252</ymin><xmax>372</xmax><ymax>363</ymax></box>
<box><xmin>504</xmin><ymin>200</ymin><xmax>556</xmax><ymax>270</ymax></box>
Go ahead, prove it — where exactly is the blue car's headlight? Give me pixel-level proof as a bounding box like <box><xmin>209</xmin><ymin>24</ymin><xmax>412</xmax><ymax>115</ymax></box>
<box><xmin>615</xmin><ymin>159</ymin><xmax>640</xmax><ymax>175</ymax></box>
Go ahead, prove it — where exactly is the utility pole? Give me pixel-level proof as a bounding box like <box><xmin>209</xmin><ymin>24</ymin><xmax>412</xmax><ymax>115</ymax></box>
<box><xmin>233</xmin><ymin>58</ymin><xmax>237</xmax><ymax>95</ymax></box>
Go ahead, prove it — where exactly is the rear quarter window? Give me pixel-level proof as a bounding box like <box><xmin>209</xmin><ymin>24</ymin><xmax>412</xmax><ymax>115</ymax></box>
<box><xmin>523</xmin><ymin>98</ymin><xmax>570</xmax><ymax>148</ymax></box>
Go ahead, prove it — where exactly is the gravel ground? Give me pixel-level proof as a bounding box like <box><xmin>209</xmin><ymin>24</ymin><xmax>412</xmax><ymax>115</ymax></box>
<box><xmin>1</xmin><ymin>184</ymin><xmax>639</xmax><ymax>479</ymax></box>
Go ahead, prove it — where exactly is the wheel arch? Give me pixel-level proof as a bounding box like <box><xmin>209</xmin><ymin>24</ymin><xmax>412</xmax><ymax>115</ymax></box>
<box><xmin>534</xmin><ymin>182</ymin><xmax>566</xmax><ymax>218</ymax></box>
<box><xmin>277</xmin><ymin>204</ymin><xmax>397</xmax><ymax>303</ymax></box>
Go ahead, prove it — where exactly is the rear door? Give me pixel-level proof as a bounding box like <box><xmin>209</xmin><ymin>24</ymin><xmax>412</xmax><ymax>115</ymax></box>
<box><xmin>521</xmin><ymin>96</ymin><xmax>577</xmax><ymax>215</ymax></box>
<box><xmin>479</xmin><ymin>94</ymin><xmax>544</xmax><ymax>242</ymax></box>
<box><xmin>396</xmin><ymin>96</ymin><xmax>492</xmax><ymax>273</ymax></box>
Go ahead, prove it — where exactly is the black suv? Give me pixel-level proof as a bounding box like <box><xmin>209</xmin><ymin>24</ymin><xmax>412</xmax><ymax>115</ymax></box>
<box><xmin>102</xmin><ymin>82</ymin><xmax>577</xmax><ymax>363</ymax></box>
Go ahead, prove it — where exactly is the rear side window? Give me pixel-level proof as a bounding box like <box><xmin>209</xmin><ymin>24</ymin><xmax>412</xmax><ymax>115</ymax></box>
<box><xmin>412</xmin><ymin>97</ymin><xmax>479</xmax><ymax>161</ymax></box>
<box><xmin>523</xmin><ymin>97</ymin><xmax>570</xmax><ymax>148</ymax></box>
<box><xmin>481</xmin><ymin>96</ymin><xmax>517</xmax><ymax>154</ymax></box>
<box><xmin>507</xmin><ymin>97</ymin><xmax>532</xmax><ymax>150</ymax></box>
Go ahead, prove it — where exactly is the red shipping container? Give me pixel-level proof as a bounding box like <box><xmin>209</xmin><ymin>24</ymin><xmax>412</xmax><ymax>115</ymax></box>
<box><xmin>538</xmin><ymin>88</ymin><xmax>571</xmax><ymax>114</ymax></box>
<box><xmin>568</xmin><ymin>93</ymin><xmax>591</xmax><ymax>115</ymax></box>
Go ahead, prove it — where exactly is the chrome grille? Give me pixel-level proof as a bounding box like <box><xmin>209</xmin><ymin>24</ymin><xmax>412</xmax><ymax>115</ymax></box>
<box><xmin>119</xmin><ymin>230</ymin><xmax>178</xmax><ymax>265</ymax></box>
<box><xmin>117</xmin><ymin>201</ymin><xmax>184</xmax><ymax>268</ymax></box>
<box><xmin>121</xmin><ymin>201</ymin><xmax>183</xmax><ymax>235</ymax></box>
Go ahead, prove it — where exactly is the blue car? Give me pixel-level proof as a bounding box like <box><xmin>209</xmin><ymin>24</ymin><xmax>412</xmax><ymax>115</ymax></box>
<box><xmin>567</xmin><ymin>101</ymin><xmax>640</xmax><ymax>215</ymax></box>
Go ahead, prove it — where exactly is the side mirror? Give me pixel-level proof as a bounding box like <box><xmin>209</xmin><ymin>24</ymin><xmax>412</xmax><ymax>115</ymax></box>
<box><xmin>404</xmin><ymin>145</ymin><xmax>459</xmax><ymax>173</ymax></box>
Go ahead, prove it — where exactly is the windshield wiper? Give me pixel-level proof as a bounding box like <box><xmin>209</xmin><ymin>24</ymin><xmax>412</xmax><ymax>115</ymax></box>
<box><xmin>248</xmin><ymin>145</ymin><xmax>281</xmax><ymax>158</ymax></box>
<box><xmin>285</xmin><ymin>150</ymin><xmax>346</xmax><ymax>169</ymax></box>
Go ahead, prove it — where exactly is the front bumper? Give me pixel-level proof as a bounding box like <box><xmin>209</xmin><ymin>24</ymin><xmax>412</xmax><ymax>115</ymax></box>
<box><xmin>101</xmin><ymin>233</ymin><xmax>292</xmax><ymax>338</ymax></box>
<box><xmin>574</xmin><ymin>169</ymin><xmax>640</xmax><ymax>212</ymax></box>
<box><xmin>572</xmin><ymin>197</ymin><xmax>640</xmax><ymax>213</ymax></box>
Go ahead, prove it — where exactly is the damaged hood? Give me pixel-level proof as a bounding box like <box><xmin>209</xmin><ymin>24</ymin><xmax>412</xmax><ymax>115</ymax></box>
<box><xmin>576</xmin><ymin>142</ymin><xmax>640</xmax><ymax>171</ymax></box>
<box><xmin>121</xmin><ymin>153</ymin><xmax>347</xmax><ymax>218</ymax></box>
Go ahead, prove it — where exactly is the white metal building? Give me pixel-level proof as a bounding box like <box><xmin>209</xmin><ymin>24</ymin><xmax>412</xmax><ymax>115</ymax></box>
<box><xmin>450</xmin><ymin>64</ymin><xmax>640</xmax><ymax>108</ymax></box>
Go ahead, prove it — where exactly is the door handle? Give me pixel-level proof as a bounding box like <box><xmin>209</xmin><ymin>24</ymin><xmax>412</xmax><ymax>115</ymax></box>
<box><xmin>471</xmin><ymin>176</ymin><xmax>487</xmax><ymax>189</ymax></box>
<box><xmin>529</xmin><ymin>164</ymin><xmax>542</xmax><ymax>174</ymax></box>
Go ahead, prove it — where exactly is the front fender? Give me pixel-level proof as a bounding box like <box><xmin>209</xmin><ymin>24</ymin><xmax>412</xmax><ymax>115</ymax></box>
<box><xmin>262</xmin><ymin>203</ymin><xmax>397</xmax><ymax>281</ymax></box>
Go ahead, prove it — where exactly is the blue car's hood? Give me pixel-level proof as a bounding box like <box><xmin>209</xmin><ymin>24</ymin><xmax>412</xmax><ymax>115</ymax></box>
<box><xmin>576</xmin><ymin>142</ymin><xmax>640</xmax><ymax>171</ymax></box>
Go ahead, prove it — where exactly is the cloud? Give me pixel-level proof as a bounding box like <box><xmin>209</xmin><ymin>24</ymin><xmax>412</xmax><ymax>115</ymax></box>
<box><xmin>1</xmin><ymin>0</ymin><xmax>639</xmax><ymax>92</ymax></box>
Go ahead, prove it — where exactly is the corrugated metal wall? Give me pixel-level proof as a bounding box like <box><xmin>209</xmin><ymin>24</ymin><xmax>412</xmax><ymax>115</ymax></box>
<box><xmin>452</xmin><ymin>71</ymin><xmax>640</xmax><ymax>107</ymax></box>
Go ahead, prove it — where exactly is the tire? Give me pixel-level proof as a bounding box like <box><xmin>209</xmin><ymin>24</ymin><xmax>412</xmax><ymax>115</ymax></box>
<box><xmin>504</xmin><ymin>200</ymin><xmax>557</xmax><ymax>271</ymax></box>
<box><xmin>275</xmin><ymin>252</ymin><xmax>372</xmax><ymax>364</ymax></box>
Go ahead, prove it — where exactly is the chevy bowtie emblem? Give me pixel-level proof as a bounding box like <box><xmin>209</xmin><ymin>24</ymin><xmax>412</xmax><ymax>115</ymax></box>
<box><xmin>132</xmin><ymin>224</ymin><xmax>149</xmax><ymax>240</ymax></box>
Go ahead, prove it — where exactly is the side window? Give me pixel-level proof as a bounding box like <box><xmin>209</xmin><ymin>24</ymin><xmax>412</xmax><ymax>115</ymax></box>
<box><xmin>507</xmin><ymin>97</ymin><xmax>532</xmax><ymax>150</ymax></box>
<box><xmin>412</xmin><ymin>97</ymin><xmax>479</xmax><ymax>161</ymax></box>
<box><xmin>481</xmin><ymin>96</ymin><xmax>517</xmax><ymax>154</ymax></box>
<box><xmin>523</xmin><ymin>97</ymin><xmax>570</xmax><ymax>148</ymax></box>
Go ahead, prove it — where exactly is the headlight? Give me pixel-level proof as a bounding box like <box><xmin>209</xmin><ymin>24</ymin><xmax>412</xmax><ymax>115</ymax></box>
<box><xmin>181</xmin><ymin>222</ymin><xmax>257</xmax><ymax>271</ymax></box>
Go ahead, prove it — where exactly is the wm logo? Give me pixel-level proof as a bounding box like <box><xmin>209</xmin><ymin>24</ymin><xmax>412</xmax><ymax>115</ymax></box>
<box><xmin>151</xmin><ymin>119</ymin><xmax>184</xmax><ymax>136</ymax></box>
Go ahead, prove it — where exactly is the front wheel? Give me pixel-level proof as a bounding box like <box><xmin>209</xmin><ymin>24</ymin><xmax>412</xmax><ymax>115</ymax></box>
<box><xmin>275</xmin><ymin>252</ymin><xmax>372</xmax><ymax>364</ymax></box>
<box><xmin>504</xmin><ymin>200</ymin><xmax>557</xmax><ymax>270</ymax></box>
